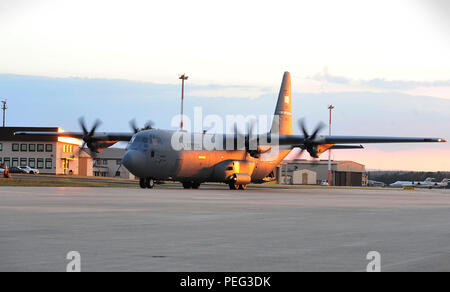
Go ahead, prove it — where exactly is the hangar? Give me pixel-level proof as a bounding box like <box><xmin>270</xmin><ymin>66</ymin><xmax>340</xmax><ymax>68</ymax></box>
<box><xmin>277</xmin><ymin>159</ymin><xmax>367</xmax><ymax>186</ymax></box>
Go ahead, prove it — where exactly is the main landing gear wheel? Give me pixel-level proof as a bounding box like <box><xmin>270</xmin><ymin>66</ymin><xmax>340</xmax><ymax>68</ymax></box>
<box><xmin>139</xmin><ymin>178</ymin><xmax>146</xmax><ymax>189</ymax></box>
<box><xmin>182</xmin><ymin>182</ymin><xmax>192</xmax><ymax>189</ymax></box>
<box><xmin>228</xmin><ymin>182</ymin><xmax>240</xmax><ymax>190</ymax></box>
<box><xmin>145</xmin><ymin>178</ymin><xmax>154</xmax><ymax>189</ymax></box>
<box><xmin>140</xmin><ymin>178</ymin><xmax>154</xmax><ymax>189</ymax></box>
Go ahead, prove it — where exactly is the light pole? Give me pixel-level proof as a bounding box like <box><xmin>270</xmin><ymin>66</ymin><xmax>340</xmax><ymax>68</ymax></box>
<box><xmin>1</xmin><ymin>99</ymin><xmax>7</xmax><ymax>127</ymax></box>
<box><xmin>179</xmin><ymin>74</ymin><xmax>188</xmax><ymax>130</ymax></box>
<box><xmin>328</xmin><ymin>104</ymin><xmax>334</xmax><ymax>185</ymax></box>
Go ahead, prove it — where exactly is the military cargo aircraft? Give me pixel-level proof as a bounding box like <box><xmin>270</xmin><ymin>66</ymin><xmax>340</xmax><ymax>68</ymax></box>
<box><xmin>15</xmin><ymin>72</ymin><xmax>447</xmax><ymax>190</ymax></box>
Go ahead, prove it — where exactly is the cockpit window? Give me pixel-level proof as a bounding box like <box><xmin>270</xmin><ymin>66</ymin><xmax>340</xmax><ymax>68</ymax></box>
<box><xmin>148</xmin><ymin>135</ymin><xmax>162</xmax><ymax>145</ymax></box>
<box><xmin>127</xmin><ymin>132</ymin><xmax>161</xmax><ymax>150</ymax></box>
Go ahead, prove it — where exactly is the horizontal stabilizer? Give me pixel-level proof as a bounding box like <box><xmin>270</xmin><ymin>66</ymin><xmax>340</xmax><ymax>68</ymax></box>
<box><xmin>329</xmin><ymin>144</ymin><xmax>364</xmax><ymax>150</ymax></box>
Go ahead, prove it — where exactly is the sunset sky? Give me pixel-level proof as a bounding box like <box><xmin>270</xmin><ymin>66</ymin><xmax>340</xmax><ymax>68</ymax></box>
<box><xmin>0</xmin><ymin>0</ymin><xmax>449</xmax><ymax>171</ymax></box>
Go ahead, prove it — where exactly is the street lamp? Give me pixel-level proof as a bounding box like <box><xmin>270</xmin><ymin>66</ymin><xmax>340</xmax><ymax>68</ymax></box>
<box><xmin>328</xmin><ymin>104</ymin><xmax>335</xmax><ymax>185</ymax></box>
<box><xmin>1</xmin><ymin>99</ymin><xmax>7</xmax><ymax>127</ymax></box>
<box><xmin>179</xmin><ymin>74</ymin><xmax>188</xmax><ymax>130</ymax></box>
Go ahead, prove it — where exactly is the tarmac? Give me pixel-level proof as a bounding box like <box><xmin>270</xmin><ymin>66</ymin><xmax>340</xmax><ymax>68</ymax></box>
<box><xmin>1</xmin><ymin>185</ymin><xmax>450</xmax><ymax>272</ymax></box>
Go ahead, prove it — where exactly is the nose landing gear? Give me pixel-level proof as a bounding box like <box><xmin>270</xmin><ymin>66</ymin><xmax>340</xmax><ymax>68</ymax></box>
<box><xmin>228</xmin><ymin>182</ymin><xmax>247</xmax><ymax>190</ymax></box>
<box><xmin>139</xmin><ymin>178</ymin><xmax>154</xmax><ymax>189</ymax></box>
<box><xmin>182</xmin><ymin>182</ymin><xmax>201</xmax><ymax>189</ymax></box>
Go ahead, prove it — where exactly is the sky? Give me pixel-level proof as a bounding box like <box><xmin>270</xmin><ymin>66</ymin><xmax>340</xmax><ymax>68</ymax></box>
<box><xmin>0</xmin><ymin>0</ymin><xmax>449</xmax><ymax>171</ymax></box>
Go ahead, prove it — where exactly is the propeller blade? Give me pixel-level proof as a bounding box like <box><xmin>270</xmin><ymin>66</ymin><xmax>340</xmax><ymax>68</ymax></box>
<box><xmin>129</xmin><ymin>119</ymin><xmax>139</xmax><ymax>133</ymax></box>
<box><xmin>298</xmin><ymin>118</ymin><xmax>309</xmax><ymax>138</ymax></box>
<box><xmin>78</xmin><ymin>117</ymin><xmax>88</xmax><ymax>135</ymax></box>
<box><xmin>89</xmin><ymin>119</ymin><xmax>102</xmax><ymax>137</ymax></box>
<box><xmin>310</xmin><ymin>121</ymin><xmax>326</xmax><ymax>141</ymax></box>
<box><xmin>78</xmin><ymin>141</ymin><xmax>86</xmax><ymax>157</ymax></box>
<box><xmin>144</xmin><ymin>120</ymin><xmax>154</xmax><ymax>130</ymax></box>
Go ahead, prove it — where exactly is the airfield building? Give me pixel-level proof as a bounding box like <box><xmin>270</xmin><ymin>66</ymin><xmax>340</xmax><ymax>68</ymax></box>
<box><xmin>0</xmin><ymin>127</ymin><xmax>92</xmax><ymax>175</ymax></box>
<box><xmin>93</xmin><ymin>148</ymin><xmax>135</xmax><ymax>179</ymax></box>
<box><xmin>277</xmin><ymin>159</ymin><xmax>366</xmax><ymax>186</ymax></box>
<box><xmin>0</xmin><ymin>127</ymin><xmax>133</xmax><ymax>179</ymax></box>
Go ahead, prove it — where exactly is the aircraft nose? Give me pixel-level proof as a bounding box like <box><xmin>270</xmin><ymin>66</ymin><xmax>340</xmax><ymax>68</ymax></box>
<box><xmin>122</xmin><ymin>150</ymin><xmax>146</xmax><ymax>175</ymax></box>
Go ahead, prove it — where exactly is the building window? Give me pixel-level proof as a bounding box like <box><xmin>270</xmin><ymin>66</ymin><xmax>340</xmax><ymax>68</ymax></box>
<box><xmin>94</xmin><ymin>171</ymin><xmax>100</xmax><ymax>177</ymax></box>
<box><xmin>37</xmin><ymin>158</ymin><xmax>44</xmax><ymax>169</ymax></box>
<box><xmin>20</xmin><ymin>158</ymin><xmax>27</xmax><ymax>167</ymax></box>
<box><xmin>0</xmin><ymin>143</ymin><xmax>2</xmax><ymax>151</ymax></box>
<box><xmin>12</xmin><ymin>158</ymin><xmax>18</xmax><ymax>167</ymax></box>
<box><xmin>29</xmin><ymin>158</ymin><xmax>36</xmax><ymax>168</ymax></box>
<box><xmin>4</xmin><ymin>158</ymin><xmax>10</xmax><ymax>167</ymax></box>
<box><xmin>103</xmin><ymin>159</ymin><xmax>108</xmax><ymax>165</ymax></box>
<box><xmin>101</xmin><ymin>172</ymin><xmax>108</xmax><ymax>177</ymax></box>
<box><xmin>63</xmin><ymin>144</ymin><xmax>73</xmax><ymax>153</ymax></box>
<box><xmin>94</xmin><ymin>159</ymin><xmax>101</xmax><ymax>166</ymax></box>
<box><xmin>116</xmin><ymin>160</ymin><xmax>121</xmax><ymax>165</ymax></box>
<box><xmin>12</xmin><ymin>144</ymin><xmax>19</xmax><ymax>151</ymax></box>
<box><xmin>20</xmin><ymin>144</ymin><xmax>27</xmax><ymax>152</ymax></box>
<box><xmin>37</xmin><ymin>144</ymin><xmax>44</xmax><ymax>152</ymax></box>
<box><xmin>0</xmin><ymin>157</ymin><xmax>2</xmax><ymax>164</ymax></box>
<box><xmin>45</xmin><ymin>144</ymin><xmax>53</xmax><ymax>152</ymax></box>
<box><xmin>29</xmin><ymin>144</ymin><xmax>36</xmax><ymax>152</ymax></box>
<box><xmin>45</xmin><ymin>158</ymin><xmax>52</xmax><ymax>169</ymax></box>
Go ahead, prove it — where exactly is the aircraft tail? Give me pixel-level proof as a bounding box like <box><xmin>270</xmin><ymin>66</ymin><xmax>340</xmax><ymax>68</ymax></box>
<box><xmin>270</xmin><ymin>72</ymin><xmax>292</xmax><ymax>135</ymax></box>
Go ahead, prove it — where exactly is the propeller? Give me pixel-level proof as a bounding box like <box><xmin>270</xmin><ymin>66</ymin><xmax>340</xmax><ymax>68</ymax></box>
<box><xmin>232</xmin><ymin>120</ymin><xmax>262</xmax><ymax>159</ymax></box>
<box><xmin>296</xmin><ymin>118</ymin><xmax>326</xmax><ymax>158</ymax></box>
<box><xmin>129</xmin><ymin>119</ymin><xmax>154</xmax><ymax>134</ymax></box>
<box><xmin>78</xmin><ymin>117</ymin><xmax>102</xmax><ymax>156</ymax></box>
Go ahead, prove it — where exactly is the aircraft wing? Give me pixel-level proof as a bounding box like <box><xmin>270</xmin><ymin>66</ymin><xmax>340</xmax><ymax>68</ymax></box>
<box><xmin>14</xmin><ymin>131</ymin><xmax>134</xmax><ymax>153</ymax></box>
<box><xmin>14</xmin><ymin>131</ymin><xmax>134</xmax><ymax>141</ymax></box>
<box><xmin>273</xmin><ymin>134</ymin><xmax>445</xmax><ymax>157</ymax></box>
<box><xmin>277</xmin><ymin>135</ymin><xmax>446</xmax><ymax>145</ymax></box>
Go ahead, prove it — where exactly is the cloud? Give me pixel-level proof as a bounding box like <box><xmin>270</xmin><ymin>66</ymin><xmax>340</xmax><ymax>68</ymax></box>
<box><xmin>300</xmin><ymin>68</ymin><xmax>450</xmax><ymax>100</ymax></box>
<box><xmin>189</xmin><ymin>86</ymin><xmax>270</xmax><ymax>99</ymax></box>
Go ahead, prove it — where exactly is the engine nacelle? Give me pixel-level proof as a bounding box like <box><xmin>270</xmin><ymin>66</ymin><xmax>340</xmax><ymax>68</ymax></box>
<box><xmin>212</xmin><ymin>160</ymin><xmax>255</xmax><ymax>183</ymax></box>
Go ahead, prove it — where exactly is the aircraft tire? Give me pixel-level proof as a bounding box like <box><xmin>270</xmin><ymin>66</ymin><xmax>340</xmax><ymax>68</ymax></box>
<box><xmin>139</xmin><ymin>178</ymin><xmax>146</xmax><ymax>189</ymax></box>
<box><xmin>192</xmin><ymin>182</ymin><xmax>201</xmax><ymax>189</ymax></box>
<box><xmin>238</xmin><ymin>184</ymin><xmax>247</xmax><ymax>190</ymax></box>
<box><xmin>146</xmin><ymin>178</ymin><xmax>154</xmax><ymax>189</ymax></box>
<box><xmin>228</xmin><ymin>182</ymin><xmax>240</xmax><ymax>190</ymax></box>
<box><xmin>182</xmin><ymin>182</ymin><xmax>192</xmax><ymax>189</ymax></box>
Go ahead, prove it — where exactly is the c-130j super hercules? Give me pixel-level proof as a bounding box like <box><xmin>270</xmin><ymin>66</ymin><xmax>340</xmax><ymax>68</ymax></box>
<box><xmin>16</xmin><ymin>72</ymin><xmax>446</xmax><ymax>190</ymax></box>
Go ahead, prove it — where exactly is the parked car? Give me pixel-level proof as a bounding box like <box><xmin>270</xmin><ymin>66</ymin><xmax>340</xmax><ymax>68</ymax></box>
<box><xmin>20</xmin><ymin>166</ymin><xmax>40</xmax><ymax>174</ymax></box>
<box><xmin>9</xmin><ymin>166</ymin><xmax>28</xmax><ymax>174</ymax></box>
<box><xmin>320</xmin><ymin>180</ymin><xmax>329</xmax><ymax>186</ymax></box>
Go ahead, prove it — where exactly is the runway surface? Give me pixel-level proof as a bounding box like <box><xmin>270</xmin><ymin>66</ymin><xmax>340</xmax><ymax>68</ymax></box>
<box><xmin>1</xmin><ymin>186</ymin><xmax>450</xmax><ymax>272</ymax></box>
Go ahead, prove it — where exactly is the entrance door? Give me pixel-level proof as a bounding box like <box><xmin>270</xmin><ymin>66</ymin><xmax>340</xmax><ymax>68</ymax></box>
<box><xmin>302</xmin><ymin>173</ymin><xmax>308</xmax><ymax>184</ymax></box>
<box><xmin>62</xmin><ymin>159</ymin><xmax>69</xmax><ymax>175</ymax></box>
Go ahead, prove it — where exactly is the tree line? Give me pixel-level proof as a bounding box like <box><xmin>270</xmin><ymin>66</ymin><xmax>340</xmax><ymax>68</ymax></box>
<box><xmin>368</xmin><ymin>171</ymin><xmax>450</xmax><ymax>185</ymax></box>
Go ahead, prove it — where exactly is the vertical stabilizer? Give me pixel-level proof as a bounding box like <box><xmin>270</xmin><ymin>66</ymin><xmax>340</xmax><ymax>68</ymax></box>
<box><xmin>270</xmin><ymin>72</ymin><xmax>292</xmax><ymax>135</ymax></box>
